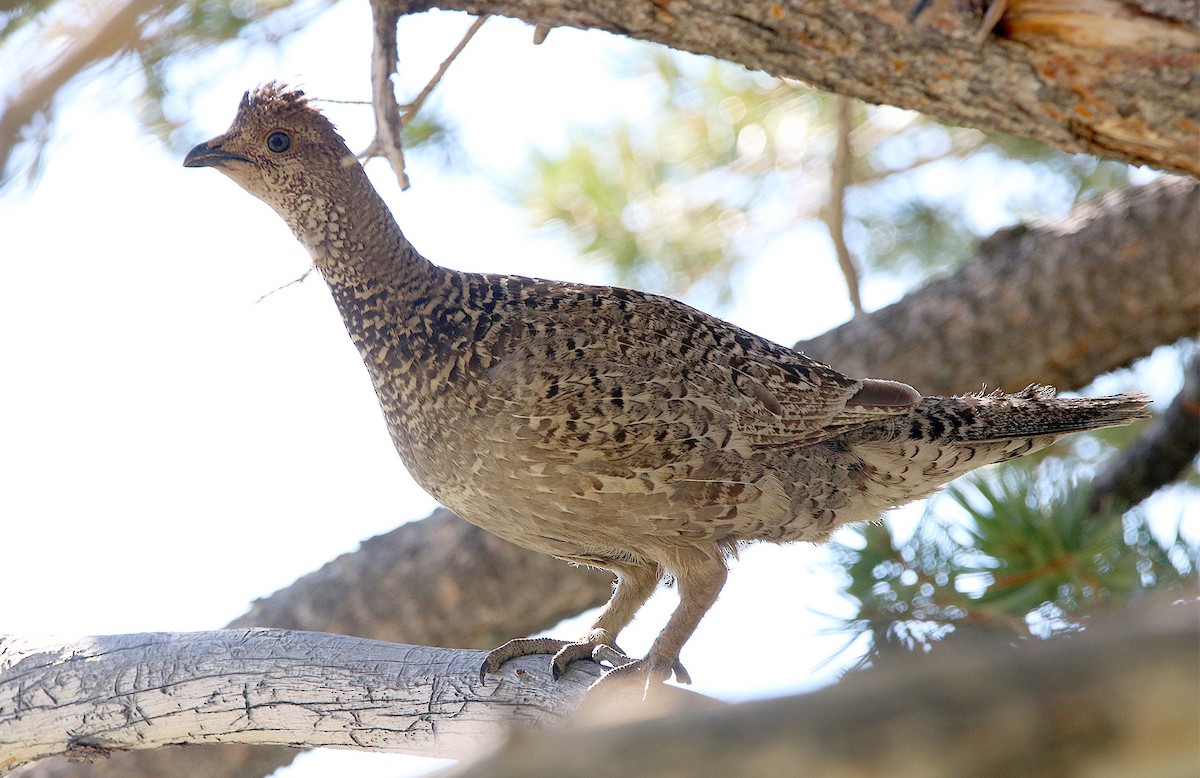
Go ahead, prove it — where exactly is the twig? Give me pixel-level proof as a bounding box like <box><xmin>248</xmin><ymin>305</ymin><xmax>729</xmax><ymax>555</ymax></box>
<box><xmin>360</xmin><ymin>9</ymin><xmax>487</xmax><ymax>190</ymax></box>
<box><xmin>975</xmin><ymin>0</ymin><xmax>1009</xmax><ymax>44</ymax></box>
<box><xmin>824</xmin><ymin>95</ymin><xmax>864</xmax><ymax>316</ymax></box>
<box><xmin>254</xmin><ymin>267</ymin><xmax>314</xmax><ymax>303</ymax></box>
<box><xmin>363</xmin><ymin>0</ymin><xmax>408</xmax><ymax>189</ymax></box>
<box><xmin>401</xmin><ymin>15</ymin><xmax>489</xmax><ymax>123</ymax></box>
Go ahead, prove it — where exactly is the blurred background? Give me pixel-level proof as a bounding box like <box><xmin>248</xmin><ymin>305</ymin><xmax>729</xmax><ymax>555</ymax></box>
<box><xmin>2</xmin><ymin>3</ymin><xmax>1196</xmax><ymax>776</ymax></box>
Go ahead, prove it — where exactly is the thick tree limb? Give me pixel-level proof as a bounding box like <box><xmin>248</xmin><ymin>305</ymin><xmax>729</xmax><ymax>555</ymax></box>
<box><xmin>0</xmin><ymin>630</ymin><xmax>605</xmax><ymax>772</ymax></box>
<box><xmin>401</xmin><ymin>0</ymin><xmax>1200</xmax><ymax>176</ymax></box>
<box><xmin>1090</xmin><ymin>345</ymin><xmax>1200</xmax><ymax>514</ymax></box>
<box><xmin>227</xmin><ymin>508</ymin><xmax>613</xmax><ymax>649</ymax></box>
<box><xmin>9</xmin><ymin>512</ymin><xmax>614</xmax><ymax>778</ymax></box>
<box><xmin>449</xmin><ymin>597</ymin><xmax>1200</xmax><ymax>778</ymax></box>
<box><xmin>797</xmin><ymin>176</ymin><xmax>1200</xmax><ymax>395</ymax></box>
<box><xmin>7</xmin><ymin>602</ymin><xmax>1193</xmax><ymax>776</ymax></box>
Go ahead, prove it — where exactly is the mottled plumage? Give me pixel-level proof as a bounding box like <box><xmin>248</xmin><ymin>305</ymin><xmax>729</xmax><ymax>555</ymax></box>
<box><xmin>185</xmin><ymin>84</ymin><xmax>1150</xmax><ymax>692</ymax></box>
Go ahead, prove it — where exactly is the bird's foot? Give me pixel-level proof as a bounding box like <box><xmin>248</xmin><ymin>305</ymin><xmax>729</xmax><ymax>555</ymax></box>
<box><xmin>479</xmin><ymin>633</ymin><xmax>690</xmax><ymax>689</ymax></box>
<box><xmin>479</xmin><ymin>632</ymin><xmax>627</xmax><ymax>682</ymax></box>
<box><xmin>586</xmin><ymin>653</ymin><xmax>688</xmax><ymax>700</ymax></box>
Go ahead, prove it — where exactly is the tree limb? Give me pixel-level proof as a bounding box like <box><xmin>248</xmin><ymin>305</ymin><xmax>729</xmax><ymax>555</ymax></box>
<box><xmin>0</xmin><ymin>630</ymin><xmax>605</xmax><ymax>772</ymax></box>
<box><xmin>400</xmin><ymin>0</ymin><xmax>1200</xmax><ymax>176</ymax></box>
<box><xmin>360</xmin><ymin>4</ymin><xmax>487</xmax><ymax>189</ymax></box>
<box><xmin>362</xmin><ymin>0</ymin><xmax>410</xmax><ymax>190</ymax></box>
<box><xmin>822</xmin><ymin>95</ymin><xmax>863</xmax><ymax>316</ymax></box>
<box><xmin>797</xmin><ymin>176</ymin><xmax>1200</xmax><ymax>395</ymax></box>
<box><xmin>7</xmin><ymin>601</ymin><xmax>1193</xmax><ymax>776</ymax></box>
<box><xmin>8</xmin><ymin>511</ymin><xmax>614</xmax><ymax>778</ymax></box>
<box><xmin>1090</xmin><ymin>344</ymin><xmax>1200</xmax><ymax>514</ymax></box>
<box><xmin>448</xmin><ymin>596</ymin><xmax>1200</xmax><ymax>778</ymax></box>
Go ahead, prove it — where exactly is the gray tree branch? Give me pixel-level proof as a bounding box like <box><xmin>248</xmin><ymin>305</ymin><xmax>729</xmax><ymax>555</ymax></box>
<box><xmin>8</xmin><ymin>513</ymin><xmax>614</xmax><ymax>778</ymax></box>
<box><xmin>0</xmin><ymin>630</ymin><xmax>605</xmax><ymax>772</ymax></box>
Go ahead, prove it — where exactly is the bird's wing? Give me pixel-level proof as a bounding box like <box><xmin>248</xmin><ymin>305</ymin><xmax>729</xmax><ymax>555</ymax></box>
<box><xmin>483</xmin><ymin>295</ymin><xmax>919</xmax><ymax>462</ymax></box>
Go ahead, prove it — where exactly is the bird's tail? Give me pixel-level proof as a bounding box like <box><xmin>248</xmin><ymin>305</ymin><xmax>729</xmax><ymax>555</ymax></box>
<box><xmin>905</xmin><ymin>385</ymin><xmax>1152</xmax><ymax>445</ymax></box>
<box><xmin>839</xmin><ymin>386</ymin><xmax>1151</xmax><ymax>515</ymax></box>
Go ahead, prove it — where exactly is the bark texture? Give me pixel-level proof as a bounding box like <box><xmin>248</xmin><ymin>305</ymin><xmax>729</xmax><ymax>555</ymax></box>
<box><xmin>797</xmin><ymin>176</ymin><xmax>1200</xmax><ymax>395</ymax></box>
<box><xmin>6</xmin><ymin>603</ymin><xmax>1193</xmax><ymax>776</ymax></box>
<box><xmin>0</xmin><ymin>631</ymin><xmax>606</xmax><ymax>771</ymax></box>
<box><xmin>448</xmin><ymin>598</ymin><xmax>1200</xmax><ymax>778</ymax></box>
<box><xmin>10</xmin><ymin>514</ymin><xmax>613</xmax><ymax>778</ymax></box>
<box><xmin>399</xmin><ymin>0</ymin><xmax>1200</xmax><ymax>176</ymax></box>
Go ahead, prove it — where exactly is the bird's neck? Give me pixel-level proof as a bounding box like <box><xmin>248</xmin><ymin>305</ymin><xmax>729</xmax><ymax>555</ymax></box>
<box><xmin>281</xmin><ymin>171</ymin><xmax>433</xmax><ymax>292</ymax></box>
<box><xmin>287</xmin><ymin>174</ymin><xmax>460</xmax><ymax>378</ymax></box>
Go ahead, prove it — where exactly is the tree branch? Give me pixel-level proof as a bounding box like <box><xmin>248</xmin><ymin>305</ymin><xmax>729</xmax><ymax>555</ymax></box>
<box><xmin>363</xmin><ymin>0</ymin><xmax>410</xmax><ymax>190</ymax></box>
<box><xmin>822</xmin><ymin>95</ymin><xmax>862</xmax><ymax>316</ymax></box>
<box><xmin>1090</xmin><ymin>344</ymin><xmax>1200</xmax><ymax>514</ymax></box>
<box><xmin>0</xmin><ymin>0</ymin><xmax>166</xmax><ymax>185</ymax></box>
<box><xmin>8</xmin><ymin>511</ymin><xmax>614</xmax><ymax>778</ymax></box>
<box><xmin>361</xmin><ymin>4</ymin><xmax>488</xmax><ymax>189</ymax></box>
<box><xmin>400</xmin><ymin>0</ymin><xmax>1200</xmax><ymax>176</ymax></box>
<box><xmin>8</xmin><ymin>601</ymin><xmax>1193</xmax><ymax>776</ymax></box>
<box><xmin>449</xmin><ymin>596</ymin><xmax>1199</xmax><ymax>777</ymax></box>
<box><xmin>0</xmin><ymin>630</ymin><xmax>606</xmax><ymax>772</ymax></box>
<box><xmin>796</xmin><ymin>176</ymin><xmax>1200</xmax><ymax>394</ymax></box>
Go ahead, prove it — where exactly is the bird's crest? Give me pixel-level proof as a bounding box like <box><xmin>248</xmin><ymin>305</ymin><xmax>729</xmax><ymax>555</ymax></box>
<box><xmin>242</xmin><ymin>81</ymin><xmax>310</xmax><ymax>114</ymax></box>
<box><xmin>233</xmin><ymin>81</ymin><xmax>345</xmax><ymax>145</ymax></box>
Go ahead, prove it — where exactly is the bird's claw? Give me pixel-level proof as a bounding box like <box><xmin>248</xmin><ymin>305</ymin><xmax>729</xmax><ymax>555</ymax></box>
<box><xmin>550</xmin><ymin>637</ymin><xmax>630</xmax><ymax>679</ymax></box>
<box><xmin>480</xmin><ymin>634</ymin><xmax>691</xmax><ymax>690</ymax></box>
<box><xmin>586</xmin><ymin>654</ymin><xmax>687</xmax><ymax>699</ymax></box>
<box><xmin>479</xmin><ymin>636</ymin><xmax>573</xmax><ymax>684</ymax></box>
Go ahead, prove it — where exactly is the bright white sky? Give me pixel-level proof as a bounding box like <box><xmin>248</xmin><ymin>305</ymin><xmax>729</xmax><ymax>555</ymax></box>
<box><xmin>1</xmin><ymin>5</ymin><xmax>1193</xmax><ymax>777</ymax></box>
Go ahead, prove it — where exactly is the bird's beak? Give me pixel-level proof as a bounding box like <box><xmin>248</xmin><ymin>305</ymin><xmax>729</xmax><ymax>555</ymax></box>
<box><xmin>183</xmin><ymin>140</ymin><xmax>251</xmax><ymax>168</ymax></box>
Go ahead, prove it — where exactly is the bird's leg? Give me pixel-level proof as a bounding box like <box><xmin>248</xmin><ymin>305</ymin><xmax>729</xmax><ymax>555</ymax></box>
<box><xmin>594</xmin><ymin>553</ymin><xmax>728</xmax><ymax>695</ymax></box>
<box><xmin>479</xmin><ymin>564</ymin><xmax>661</xmax><ymax>683</ymax></box>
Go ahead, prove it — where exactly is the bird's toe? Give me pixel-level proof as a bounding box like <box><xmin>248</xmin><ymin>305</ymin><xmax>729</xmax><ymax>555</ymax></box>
<box><xmin>479</xmin><ymin>637</ymin><xmax>572</xmax><ymax>683</ymax></box>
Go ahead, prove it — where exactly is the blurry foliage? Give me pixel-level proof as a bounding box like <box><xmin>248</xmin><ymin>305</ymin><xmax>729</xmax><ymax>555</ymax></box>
<box><xmin>518</xmin><ymin>49</ymin><xmax>1135</xmax><ymax>305</ymax></box>
<box><xmin>1</xmin><ymin>0</ymin><xmax>460</xmax><ymax>186</ymax></box>
<box><xmin>136</xmin><ymin>0</ymin><xmax>333</xmax><ymax>147</ymax></box>
<box><xmin>830</xmin><ymin>452</ymin><xmax>1197</xmax><ymax>671</ymax></box>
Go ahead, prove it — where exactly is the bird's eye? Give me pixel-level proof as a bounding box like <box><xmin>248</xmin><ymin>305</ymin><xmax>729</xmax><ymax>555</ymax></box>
<box><xmin>266</xmin><ymin>130</ymin><xmax>291</xmax><ymax>153</ymax></box>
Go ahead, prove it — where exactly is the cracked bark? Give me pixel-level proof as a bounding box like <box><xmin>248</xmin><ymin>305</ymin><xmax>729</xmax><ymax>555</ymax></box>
<box><xmin>397</xmin><ymin>0</ymin><xmax>1200</xmax><ymax>176</ymax></box>
<box><xmin>6</xmin><ymin>599</ymin><xmax>1194</xmax><ymax>776</ymax></box>
<box><xmin>0</xmin><ymin>630</ymin><xmax>612</xmax><ymax>772</ymax></box>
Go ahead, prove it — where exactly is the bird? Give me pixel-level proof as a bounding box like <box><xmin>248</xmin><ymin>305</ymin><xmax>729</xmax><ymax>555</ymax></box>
<box><xmin>184</xmin><ymin>83</ymin><xmax>1150</xmax><ymax>695</ymax></box>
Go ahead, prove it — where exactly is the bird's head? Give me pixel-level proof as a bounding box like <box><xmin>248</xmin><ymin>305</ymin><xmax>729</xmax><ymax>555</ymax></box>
<box><xmin>184</xmin><ymin>83</ymin><xmax>360</xmax><ymax>229</ymax></box>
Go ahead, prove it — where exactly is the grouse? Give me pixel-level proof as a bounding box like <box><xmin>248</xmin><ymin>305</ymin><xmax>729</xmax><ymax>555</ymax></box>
<box><xmin>184</xmin><ymin>84</ymin><xmax>1150</xmax><ymax>694</ymax></box>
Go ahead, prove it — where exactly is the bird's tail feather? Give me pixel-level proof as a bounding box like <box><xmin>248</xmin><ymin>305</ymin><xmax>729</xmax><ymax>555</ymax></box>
<box><xmin>908</xmin><ymin>385</ymin><xmax>1151</xmax><ymax>444</ymax></box>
